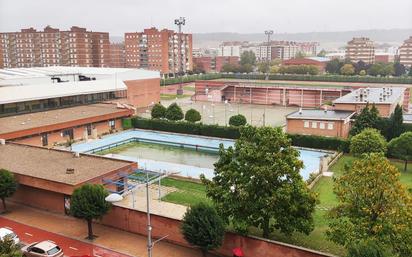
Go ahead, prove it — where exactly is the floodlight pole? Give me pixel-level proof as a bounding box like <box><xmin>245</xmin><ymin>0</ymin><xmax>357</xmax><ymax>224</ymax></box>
<box><xmin>175</xmin><ymin>17</ymin><xmax>186</xmax><ymax>95</ymax></box>
<box><xmin>264</xmin><ymin>30</ymin><xmax>274</xmax><ymax>80</ymax></box>
<box><xmin>146</xmin><ymin>172</ymin><xmax>153</xmax><ymax>257</ymax></box>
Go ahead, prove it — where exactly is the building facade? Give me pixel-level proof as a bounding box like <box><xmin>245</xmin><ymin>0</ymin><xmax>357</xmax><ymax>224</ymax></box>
<box><xmin>399</xmin><ymin>36</ymin><xmax>412</xmax><ymax>67</ymax></box>
<box><xmin>124</xmin><ymin>27</ymin><xmax>193</xmax><ymax>75</ymax></box>
<box><xmin>0</xmin><ymin>26</ymin><xmax>110</xmax><ymax>68</ymax></box>
<box><xmin>110</xmin><ymin>43</ymin><xmax>126</xmax><ymax>68</ymax></box>
<box><xmin>345</xmin><ymin>37</ymin><xmax>375</xmax><ymax>64</ymax></box>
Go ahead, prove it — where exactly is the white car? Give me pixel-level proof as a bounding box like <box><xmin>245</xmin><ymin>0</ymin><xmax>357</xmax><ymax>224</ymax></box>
<box><xmin>0</xmin><ymin>227</ymin><xmax>20</xmax><ymax>245</ymax></box>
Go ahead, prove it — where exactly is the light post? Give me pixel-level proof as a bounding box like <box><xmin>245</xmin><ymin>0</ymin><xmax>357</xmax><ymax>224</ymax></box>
<box><xmin>175</xmin><ymin>17</ymin><xmax>186</xmax><ymax>95</ymax></box>
<box><xmin>224</xmin><ymin>100</ymin><xmax>228</xmax><ymax>126</ymax></box>
<box><xmin>105</xmin><ymin>175</ymin><xmax>167</xmax><ymax>257</ymax></box>
<box><xmin>264</xmin><ymin>30</ymin><xmax>274</xmax><ymax>80</ymax></box>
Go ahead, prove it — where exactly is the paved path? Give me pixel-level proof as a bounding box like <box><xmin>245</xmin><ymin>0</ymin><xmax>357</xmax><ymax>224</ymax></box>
<box><xmin>1</xmin><ymin>203</ymin><xmax>207</xmax><ymax>257</ymax></box>
<box><xmin>0</xmin><ymin>217</ymin><xmax>131</xmax><ymax>257</ymax></box>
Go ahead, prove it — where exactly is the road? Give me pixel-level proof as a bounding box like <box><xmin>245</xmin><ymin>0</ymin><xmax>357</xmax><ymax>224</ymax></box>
<box><xmin>0</xmin><ymin>217</ymin><xmax>132</xmax><ymax>257</ymax></box>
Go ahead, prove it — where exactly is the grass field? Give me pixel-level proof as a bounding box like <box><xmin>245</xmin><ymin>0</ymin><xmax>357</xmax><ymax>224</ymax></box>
<box><xmin>159</xmin><ymin>155</ymin><xmax>412</xmax><ymax>256</ymax></box>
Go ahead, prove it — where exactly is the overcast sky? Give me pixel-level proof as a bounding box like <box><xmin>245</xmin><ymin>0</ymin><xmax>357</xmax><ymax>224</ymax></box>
<box><xmin>1</xmin><ymin>0</ymin><xmax>411</xmax><ymax>35</ymax></box>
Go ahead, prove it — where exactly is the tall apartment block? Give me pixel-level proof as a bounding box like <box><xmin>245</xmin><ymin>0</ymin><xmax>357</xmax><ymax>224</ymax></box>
<box><xmin>109</xmin><ymin>42</ymin><xmax>126</xmax><ymax>68</ymax></box>
<box><xmin>0</xmin><ymin>26</ymin><xmax>110</xmax><ymax>68</ymax></box>
<box><xmin>399</xmin><ymin>36</ymin><xmax>412</xmax><ymax>67</ymax></box>
<box><xmin>124</xmin><ymin>27</ymin><xmax>193</xmax><ymax>75</ymax></box>
<box><xmin>345</xmin><ymin>37</ymin><xmax>375</xmax><ymax>64</ymax></box>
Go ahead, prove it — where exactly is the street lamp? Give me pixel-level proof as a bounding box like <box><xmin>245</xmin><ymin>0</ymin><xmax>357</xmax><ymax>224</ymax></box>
<box><xmin>174</xmin><ymin>17</ymin><xmax>186</xmax><ymax>95</ymax></box>
<box><xmin>264</xmin><ymin>30</ymin><xmax>274</xmax><ymax>80</ymax></box>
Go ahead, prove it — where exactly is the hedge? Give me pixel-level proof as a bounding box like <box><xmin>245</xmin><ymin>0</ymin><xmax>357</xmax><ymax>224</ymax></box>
<box><xmin>131</xmin><ymin>117</ymin><xmax>240</xmax><ymax>139</ymax></box>
<box><xmin>130</xmin><ymin>117</ymin><xmax>350</xmax><ymax>152</ymax></box>
<box><xmin>288</xmin><ymin>134</ymin><xmax>349</xmax><ymax>152</ymax></box>
<box><xmin>122</xmin><ymin>118</ymin><xmax>133</xmax><ymax>130</ymax></box>
<box><xmin>221</xmin><ymin>73</ymin><xmax>412</xmax><ymax>84</ymax></box>
<box><xmin>162</xmin><ymin>73</ymin><xmax>222</xmax><ymax>86</ymax></box>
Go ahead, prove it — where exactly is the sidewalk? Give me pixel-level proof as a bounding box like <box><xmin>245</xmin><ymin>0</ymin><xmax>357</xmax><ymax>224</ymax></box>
<box><xmin>2</xmin><ymin>203</ymin><xmax>207</xmax><ymax>257</ymax></box>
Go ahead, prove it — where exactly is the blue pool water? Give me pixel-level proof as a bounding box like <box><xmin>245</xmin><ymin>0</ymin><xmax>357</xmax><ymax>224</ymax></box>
<box><xmin>72</xmin><ymin>129</ymin><xmax>328</xmax><ymax>180</ymax></box>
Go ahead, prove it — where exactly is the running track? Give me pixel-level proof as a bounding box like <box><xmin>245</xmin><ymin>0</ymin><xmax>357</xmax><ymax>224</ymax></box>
<box><xmin>0</xmin><ymin>217</ymin><xmax>133</xmax><ymax>257</ymax></box>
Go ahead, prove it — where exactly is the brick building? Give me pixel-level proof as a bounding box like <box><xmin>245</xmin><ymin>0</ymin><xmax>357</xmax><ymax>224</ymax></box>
<box><xmin>345</xmin><ymin>37</ymin><xmax>375</xmax><ymax>64</ymax></box>
<box><xmin>399</xmin><ymin>36</ymin><xmax>412</xmax><ymax>67</ymax></box>
<box><xmin>110</xmin><ymin>42</ymin><xmax>126</xmax><ymax>68</ymax></box>
<box><xmin>215</xmin><ymin>56</ymin><xmax>240</xmax><ymax>72</ymax></box>
<box><xmin>0</xmin><ymin>141</ymin><xmax>136</xmax><ymax>214</ymax></box>
<box><xmin>0</xmin><ymin>66</ymin><xmax>160</xmax><ymax>117</ymax></box>
<box><xmin>193</xmin><ymin>56</ymin><xmax>213</xmax><ymax>73</ymax></box>
<box><xmin>286</xmin><ymin>109</ymin><xmax>355</xmax><ymax>138</ymax></box>
<box><xmin>124</xmin><ymin>27</ymin><xmax>193</xmax><ymax>75</ymax></box>
<box><xmin>282</xmin><ymin>57</ymin><xmax>330</xmax><ymax>72</ymax></box>
<box><xmin>0</xmin><ymin>26</ymin><xmax>110</xmax><ymax>68</ymax></box>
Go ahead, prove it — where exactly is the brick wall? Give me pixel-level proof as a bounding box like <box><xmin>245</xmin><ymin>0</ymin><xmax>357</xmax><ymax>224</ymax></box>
<box><xmin>125</xmin><ymin>78</ymin><xmax>160</xmax><ymax>108</ymax></box>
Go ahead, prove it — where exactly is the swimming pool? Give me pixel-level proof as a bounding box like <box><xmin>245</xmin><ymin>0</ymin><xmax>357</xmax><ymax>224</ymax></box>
<box><xmin>71</xmin><ymin>129</ymin><xmax>328</xmax><ymax>180</ymax></box>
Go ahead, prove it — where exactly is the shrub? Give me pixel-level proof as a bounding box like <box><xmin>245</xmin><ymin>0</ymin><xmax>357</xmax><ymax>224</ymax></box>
<box><xmin>350</xmin><ymin>128</ymin><xmax>387</xmax><ymax>156</ymax></box>
<box><xmin>151</xmin><ymin>103</ymin><xmax>166</xmax><ymax>119</ymax></box>
<box><xmin>122</xmin><ymin>118</ymin><xmax>132</xmax><ymax>130</ymax></box>
<box><xmin>181</xmin><ymin>203</ymin><xmax>225</xmax><ymax>257</ymax></box>
<box><xmin>185</xmin><ymin>109</ymin><xmax>201</xmax><ymax>123</ymax></box>
<box><xmin>347</xmin><ymin>240</ymin><xmax>393</xmax><ymax>257</ymax></box>
<box><xmin>165</xmin><ymin>103</ymin><xmax>184</xmax><ymax>121</ymax></box>
<box><xmin>229</xmin><ymin>114</ymin><xmax>247</xmax><ymax>126</ymax></box>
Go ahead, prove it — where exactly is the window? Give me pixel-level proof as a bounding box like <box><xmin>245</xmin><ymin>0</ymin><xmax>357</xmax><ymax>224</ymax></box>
<box><xmin>319</xmin><ymin>122</ymin><xmax>325</xmax><ymax>129</ymax></box>
<box><xmin>328</xmin><ymin>123</ymin><xmax>334</xmax><ymax>130</ymax></box>
<box><xmin>109</xmin><ymin>120</ymin><xmax>115</xmax><ymax>129</ymax></box>
<box><xmin>311</xmin><ymin>122</ymin><xmax>317</xmax><ymax>129</ymax></box>
<box><xmin>303</xmin><ymin>121</ymin><xmax>309</xmax><ymax>128</ymax></box>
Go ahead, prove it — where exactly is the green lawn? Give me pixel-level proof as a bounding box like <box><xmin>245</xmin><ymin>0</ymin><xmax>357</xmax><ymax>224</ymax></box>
<box><xmin>183</xmin><ymin>85</ymin><xmax>196</xmax><ymax>91</ymax></box>
<box><xmin>160</xmin><ymin>94</ymin><xmax>191</xmax><ymax>100</ymax></box>
<box><xmin>159</xmin><ymin>155</ymin><xmax>412</xmax><ymax>256</ymax></box>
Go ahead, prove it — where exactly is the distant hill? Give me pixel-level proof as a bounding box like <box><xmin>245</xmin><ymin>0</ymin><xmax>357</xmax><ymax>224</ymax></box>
<box><xmin>192</xmin><ymin>29</ymin><xmax>412</xmax><ymax>50</ymax></box>
<box><xmin>110</xmin><ymin>28</ymin><xmax>412</xmax><ymax>51</ymax></box>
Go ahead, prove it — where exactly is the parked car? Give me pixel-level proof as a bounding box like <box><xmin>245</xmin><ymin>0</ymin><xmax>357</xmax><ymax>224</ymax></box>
<box><xmin>0</xmin><ymin>227</ymin><xmax>20</xmax><ymax>245</ymax></box>
<box><xmin>22</xmin><ymin>240</ymin><xmax>64</xmax><ymax>257</ymax></box>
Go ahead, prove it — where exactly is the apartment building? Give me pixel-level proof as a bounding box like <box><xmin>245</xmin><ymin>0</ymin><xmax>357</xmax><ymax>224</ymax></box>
<box><xmin>110</xmin><ymin>42</ymin><xmax>126</xmax><ymax>68</ymax></box>
<box><xmin>124</xmin><ymin>27</ymin><xmax>193</xmax><ymax>75</ymax></box>
<box><xmin>217</xmin><ymin>41</ymin><xmax>245</xmax><ymax>57</ymax></box>
<box><xmin>399</xmin><ymin>36</ymin><xmax>412</xmax><ymax>67</ymax></box>
<box><xmin>0</xmin><ymin>26</ymin><xmax>110</xmax><ymax>68</ymax></box>
<box><xmin>345</xmin><ymin>37</ymin><xmax>375</xmax><ymax>64</ymax></box>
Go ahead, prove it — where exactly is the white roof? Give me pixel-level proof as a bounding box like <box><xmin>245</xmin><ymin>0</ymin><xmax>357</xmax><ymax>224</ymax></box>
<box><xmin>0</xmin><ymin>67</ymin><xmax>160</xmax><ymax>105</ymax></box>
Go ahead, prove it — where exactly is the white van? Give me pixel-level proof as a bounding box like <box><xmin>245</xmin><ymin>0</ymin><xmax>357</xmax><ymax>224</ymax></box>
<box><xmin>0</xmin><ymin>227</ymin><xmax>20</xmax><ymax>245</ymax></box>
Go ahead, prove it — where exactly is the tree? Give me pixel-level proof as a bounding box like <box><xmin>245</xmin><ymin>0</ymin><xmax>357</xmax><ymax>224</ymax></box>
<box><xmin>70</xmin><ymin>184</ymin><xmax>111</xmax><ymax>240</ymax></box>
<box><xmin>165</xmin><ymin>103</ymin><xmax>184</xmax><ymax>121</ymax></box>
<box><xmin>394</xmin><ymin>62</ymin><xmax>406</xmax><ymax>77</ymax></box>
<box><xmin>359</xmin><ymin>70</ymin><xmax>367</xmax><ymax>76</ymax></box>
<box><xmin>221</xmin><ymin>63</ymin><xmax>238</xmax><ymax>73</ymax></box>
<box><xmin>347</xmin><ymin>240</ymin><xmax>394</xmax><ymax>257</ymax></box>
<box><xmin>151</xmin><ymin>103</ymin><xmax>166</xmax><ymax>119</ymax></box>
<box><xmin>368</xmin><ymin>63</ymin><xmax>394</xmax><ymax>77</ymax></box>
<box><xmin>257</xmin><ymin>62</ymin><xmax>270</xmax><ymax>73</ymax></box>
<box><xmin>409</xmin><ymin>67</ymin><xmax>412</xmax><ymax>76</ymax></box>
<box><xmin>238</xmin><ymin>63</ymin><xmax>254</xmax><ymax>73</ymax></box>
<box><xmin>228</xmin><ymin>114</ymin><xmax>247</xmax><ymax>126</ymax></box>
<box><xmin>192</xmin><ymin>63</ymin><xmax>206</xmax><ymax>74</ymax></box>
<box><xmin>349</xmin><ymin>104</ymin><xmax>381</xmax><ymax>136</ymax></box>
<box><xmin>340</xmin><ymin>63</ymin><xmax>355</xmax><ymax>75</ymax></box>
<box><xmin>326</xmin><ymin>59</ymin><xmax>344</xmax><ymax>74</ymax></box>
<box><xmin>295</xmin><ymin>51</ymin><xmax>306</xmax><ymax>58</ymax></box>
<box><xmin>185</xmin><ymin>109</ymin><xmax>201</xmax><ymax>123</ymax></box>
<box><xmin>0</xmin><ymin>169</ymin><xmax>17</xmax><ymax>212</ymax></box>
<box><xmin>240</xmin><ymin>51</ymin><xmax>256</xmax><ymax>66</ymax></box>
<box><xmin>350</xmin><ymin>128</ymin><xmax>387</xmax><ymax>156</ymax></box>
<box><xmin>388</xmin><ymin>132</ymin><xmax>412</xmax><ymax>171</ymax></box>
<box><xmin>327</xmin><ymin>153</ymin><xmax>412</xmax><ymax>256</ymax></box>
<box><xmin>0</xmin><ymin>236</ymin><xmax>22</xmax><ymax>257</ymax></box>
<box><xmin>181</xmin><ymin>203</ymin><xmax>225</xmax><ymax>257</ymax></box>
<box><xmin>317</xmin><ymin>49</ymin><xmax>326</xmax><ymax>57</ymax></box>
<box><xmin>354</xmin><ymin>60</ymin><xmax>369</xmax><ymax>75</ymax></box>
<box><xmin>386</xmin><ymin>104</ymin><xmax>404</xmax><ymax>139</ymax></box>
<box><xmin>201</xmin><ymin>126</ymin><xmax>317</xmax><ymax>238</ymax></box>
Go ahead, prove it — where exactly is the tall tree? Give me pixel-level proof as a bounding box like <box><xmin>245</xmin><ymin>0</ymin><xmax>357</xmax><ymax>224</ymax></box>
<box><xmin>181</xmin><ymin>203</ymin><xmax>225</xmax><ymax>257</ymax></box>
<box><xmin>240</xmin><ymin>51</ymin><xmax>256</xmax><ymax>66</ymax></box>
<box><xmin>349</xmin><ymin>104</ymin><xmax>381</xmax><ymax>136</ymax></box>
<box><xmin>0</xmin><ymin>169</ymin><xmax>18</xmax><ymax>212</ymax></box>
<box><xmin>387</xmin><ymin>104</ymin><xmax>404</xmax><ymax>139</ymax></box>
<box><xmin>349</xmin><ymin>128</ymin><xmax>387</xmax><ymax>156</ymax></box>
<box><xmin>340</xmin><ymin>63</ymin><xmax>355</xmax><ymax>75</ymax></box>
<box><xmin>201</xmin><ymin>126</ymin><xmax>317</xmax><ymax>238</ymax></box>
<box><xmin>70</xmin><ymin>184</ymin><xmax>111</xmax><ymax>240</ymax></box>
<box><xmin>354</xmin><ymin>60</ymin><xmax>369</xmax><ymax>75</ymax></box>
<box><xmin>394</xmin><ymin>62</ymin><xmax>406</xmax><ymax>77</ymax></box>
<box><xmin>327</xmin><ymin>153</ymin><xmax>412</xmax><ymax>256</ymax></box>
<box><xmin>325</xmin><ymin>59</ymin><xmax>343</xmax><ymax>74</ymax></box>
<box><xmin>0</xmin><ymin>236</ymin><xmax>22</xmax><ymax>257</ymax></box>
<box><xmin>388</xmin><ymin>132</ymin><xmax>412</xmax><ymax>171</ymax></box>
